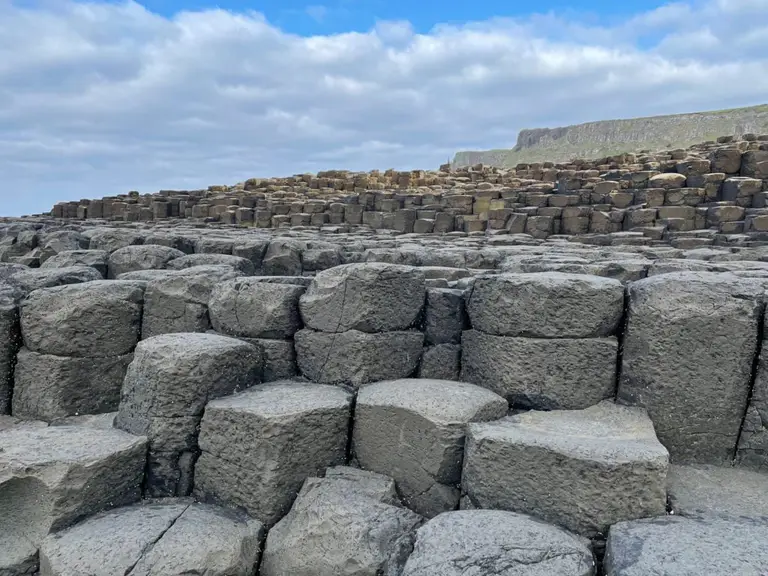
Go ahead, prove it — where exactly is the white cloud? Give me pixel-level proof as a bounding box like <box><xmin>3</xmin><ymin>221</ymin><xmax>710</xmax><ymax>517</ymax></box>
<box><xmin>0</xmin><ymin>0</ymin><xmax>767</xmax><ymax>216</ymax></box>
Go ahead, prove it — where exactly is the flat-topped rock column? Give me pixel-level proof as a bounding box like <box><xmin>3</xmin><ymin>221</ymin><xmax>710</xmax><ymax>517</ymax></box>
<box><xmin>115</xmin><ymin>333</ymin><xmax>262</xmax><ymax>497</ymax></box>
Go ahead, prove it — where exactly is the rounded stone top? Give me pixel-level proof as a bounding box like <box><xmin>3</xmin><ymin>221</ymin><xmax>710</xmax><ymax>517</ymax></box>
<box><xmin>206</xmin><ymin>381</ymin><xmax>352</xmax><ymax>418</ymax></box>
<box><xmin>357</xmin><ymin>378</ymin><xmax>508</xmax><ymax>424</ymax></box>
<box><xmin>135</xmin><ymin>332</ymin><xmax>258</xmax><ymax>356</ymax></box>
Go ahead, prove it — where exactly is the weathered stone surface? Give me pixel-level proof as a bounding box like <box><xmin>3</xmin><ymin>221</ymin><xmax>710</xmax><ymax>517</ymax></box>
<box><xmin>107</xmin><ymin>244</ymin><xmax>185</xmax><ymax>278</ymax></box>
<box><xmin>115</xmin><ymin>333</ymin><xmax>262</xmax><ymax>497</ymax></box>
<box><xmin>7</xmin><ymin>266</ymin><xmax>104</xmax><ymax>295</ymax></box>
<box><xmin>0</xmin><ymin>301</ymin><xmax>20</xmax><ymax>414</ymax></box>
<box><xmin>299</xmin><ymin>263</ymin><xmax>426</xmax><ymax>333</ymax></box>
<box><xmin>353</xmin><ymin>378</ymin><xmax>507</xmax><ymax>517</ymax></box>
<box><xmin>617</xmin><ymin>272</ymin><xmax>763</xmax><ymax>464</ymax></box>
<box><xmin>39</xmin><ymin>500</ymin><xmax>263</xmax><ymax>576</ymax></box>
<box><xmin>262</xmin><ymin>239</ymin><xmax>304</xmax><ymax>276</ymax></box>
<box><xmin>0</xmin><ymin>423</ymin><xmax>146</xmax><ymax>573</ymax></box>
<box><xmin>20</xmin><ymin>280</ymin><xmax>144</xmax><ymax>357</ymax></box>
<box><xmin>461</xmin><ymin>330</ymin><xmax>617</xmax><ymax>410</ymax></box>
<box><xmin>667</xmin><ymin>464</ymin><xmax>768</xmax><ymax>520</ymax></box>
<box><xmin>40</xmin><ymin>249</ymin><xmax>109</xmax><ymax>276</ymax></box>
<box><xmin>467</xmin><ymin>272</ymin><xmax>624</xmax><ymax>338</ymax></box>
<box><xmin>12</xmin><ymin>347</ymin><xmax>132</xmax><ymax>421</ymax></box>
<box><xmin>401</xmin><ymin>510</ymin><xmax>595</xmax><ymax>576</ymax></box>
<box><xmin>736</xmin><ymin>338</ymin><xmax>768</xmax><ymax>471</ymax></box>
<box><xmin>260</xmin><ymin>466</ymin><xmax>423</xmax><ymax>576</ymax></box>
<box><xmin>462</xmin><ymin>401</ymin><xmax>669</xmax><ymax>537</ymax></box>
<box><xmin>604</xmin><ymin>516</ymin><xmax>768</xmax><ymax>575</ymax></box>
<box><xmin>241</xmin><ymin>337</ymin><xmax>297</xmax><ymax>381</ymax></box>
<box><xmin>418</xmin><ymin>343</ymin><xmax>461</xmax><ymax>380</ymax></box>
<box><xmin>194</xmin><ymin>382</ymin><xmax>351</xmax><ymax>526</ymax></box>
<box><xmin>209</xmin><ymin>278</ymin><xmax>306</xmax><ymax>339</ymax></box>
<box><xmin>88</xmin><ymin>229</ymin><xmax>144</xmax><ymax>253</ymax></box>
<box><xmin>295</xmin><ymin>328</ymin><xmax>423</xmax><ymax>387</ymax></box>
<box><xmin>424</xmin><ymin>288</ymin><xmax>466</xmax><ymax>345</ymax></box>
<box><xmin>167</xmin><ymin>253</ymin><xmax>256</xmax><ymax>275</ymax></box>
<box><xmin>141</xmin><ymin>275</ymin><xmax>219</xmax><ymax>338</ymax></box>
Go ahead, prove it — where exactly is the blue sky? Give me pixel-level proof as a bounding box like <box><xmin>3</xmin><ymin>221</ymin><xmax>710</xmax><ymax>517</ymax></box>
<box><xmin>1</xmin><ymin>0</ymin><xmax>767</xmax><ymax>216</ymax></box>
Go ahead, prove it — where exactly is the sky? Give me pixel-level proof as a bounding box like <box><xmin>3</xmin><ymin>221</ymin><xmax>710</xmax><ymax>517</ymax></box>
<box><xmin>1</xmin><ymin>0</ymin><xmax>767</xmax><ymax>217</ymax></box>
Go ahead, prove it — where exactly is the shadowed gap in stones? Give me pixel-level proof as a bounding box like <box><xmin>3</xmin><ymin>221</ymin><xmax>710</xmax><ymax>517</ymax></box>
<box><xmin>612</xmin><ymin>286</ymin><xmax>631</xmax><ymax>402</ymax></box>
<box><xmin>733</xmin><ymin>298</ymin><xmax>766</xmax><ymax>461</ymax></box>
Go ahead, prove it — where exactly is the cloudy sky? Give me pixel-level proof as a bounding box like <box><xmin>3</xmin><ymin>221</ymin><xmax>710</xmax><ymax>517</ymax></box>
<box><xmin>1</xmin><ymin>0</ymin><xmax>767</xmax><ymax>216</ymax></box>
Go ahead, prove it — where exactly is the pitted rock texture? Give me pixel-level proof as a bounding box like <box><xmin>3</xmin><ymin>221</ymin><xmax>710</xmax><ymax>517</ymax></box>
<box><xmin>107</xmin><ymin>244</ymin><xmax>185</xmax><ymax>278</ymax></box>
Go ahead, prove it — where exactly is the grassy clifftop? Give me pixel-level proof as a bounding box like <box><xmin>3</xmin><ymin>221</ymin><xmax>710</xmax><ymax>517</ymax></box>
<box><xmin>453</xmin><ymin>104</ymin><xmax>768</xmax><ymax>167</ymax></box>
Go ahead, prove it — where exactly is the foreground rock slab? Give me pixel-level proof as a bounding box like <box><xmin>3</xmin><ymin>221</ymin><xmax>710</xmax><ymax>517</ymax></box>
<box><xmin>353</xmin><ymin>378</ymin><xmax>507</xmax><ymax>517</ymax></box>
<box><xmin>604</xmin><ymin>516</ymin><xmax>768</xmax><ymax>575</ymax></box>
<box><xmin>115</xmin><ymin>333</ymin><xmax>262</xmax><ymax>497</ymax></box>
<box><xmin>38</xmin><ymin>500</ymin><xmax>263</xmax><ymax>576</ymax></box>
<box><xmin>401</xmin><ymin>510</ymin><xmax>595</xmax><ymax>576</ymax></box>
<box><xmin>462</xmin><ymin>401</ymin><xmax>669</xmax><ymax>537</ymax></box>
<box><xmin>0</xmin><ymin>422</ymin><xmax>146</xmax><ymax>574</ymax></box>
<box><xmin>260</xmin><ymin>466</ymin><xmax>423</xmax><ymax>576</ymax></box>
<box><xmin>194</xmin><ymin>381</ymin><xmax>352</xmax><ymax>526</ymax></box>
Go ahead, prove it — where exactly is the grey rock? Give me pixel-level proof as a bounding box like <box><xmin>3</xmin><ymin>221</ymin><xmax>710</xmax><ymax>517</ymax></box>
<box><xmin>262</xmin><ymin>239</ymin><xmax>304</xmax><ymax>276</ymax></box>
<box><xmin>424</xmin><ymin>288</ymin><xmax>466</xmax><ymax>345</ymax></box>
<box><xmin>194</xmin><ymin>381</ymin><xmax>351</xmax><ymax>526</ymax></box>
<box><xmin>209</xmin><ymin>278</ymin><xmax>306</xmax><ymax>339</ymax></box>
<box><xmin>418</xmin><ymin>344</ymin><xmax>461</xmax><ymax>381</ymax></box>
<box><xmin>12</xmin><ymin>347</ymin><xmax>132</xmax><ymax>422</ymax></box>
<box><xmin>49</xmin><ymin>412</ymin><xmax>117</xmax><ymax>430</ymax></box>
<box><xmin>144</xmin><ymin>233</ymin><xmax>196</xmax><ymax>254</ymax></box>
<box><xmin>0</xmin><ymin>423</ymin><xmax>146</xmax><ymax>573</ymax></box>
<box><xmin>467</xmin><ymin>272</ymin><xmax>624</xmax><ymax>338</ymax></box>
<box><xmin>401</xmin><ymin>510</ymin><xmax>595</xmax><ymax>576</ymax></box>
<box><xmin>299</xmin><ymin>263</ymin><xmax>426</xmax><ymax>333</ymax></box>
<box><xmin>0</xmin><ymin>302</ymin><xmax>20</xmax><ymax>414</ymax></box>
<box><xmin>737</xmin><ymin>345</ymin><xmax>768</xmax><ymax>471</ymax></box>
<box><xmin>243</xmin><ymin>337</ymin><xmax>297</xmax><ymax>381</ymax></box>
<box><xmin>461</xmin><ymin>330</ymin><xmax>617</xmax><ymax>410</ymax></box>
<box><xmin>8</xmin><ymin>266</ymin><xmax>104</xmax><ymax>295</ymax></box>
<box><xmin>260</xmin><ymin>467</ymin><xmax>423</xmax><ymax>576</ymax></box>
<box><xmin>88</xmin><ymin>229</ymin><xmax>144</xmax><ymax>253</ymax></box>
<box><xmin>246</xmin><ymin>275</ymin><xmax>312</xmax><ymax>286</ymax></box>
<box><xmin>115</xmin><ymin>269</ymin><xmax>178</xmax><ymax>282</ymax></box>
<box><xmin>618</xmin><ymin>272</ymin><xmax>764</xmax><ymax>464</ymax></box>
<box><xmin>38</xmin><ymin>231</ymin><xmax>89</xmax><ymax>263</ymax></box>
<box><xmin>462</xmin><ymin>401</ymin><xmax>669</xmax><ymax>537</ymax></box>
<box><xmin>107</xmin><ymin>244</ymin><xmax>185</xmax><ymax>278</ymax></box>
<box><xmin>295</xmin><ymin>328</ymin><xmax>423</xmax><ymax>387</ymax></box>
<box><xmin>39</xmin><ymin>500</ymin><xmax>263</xmax><ymax>576</ymax></box>
<box><xmin>667</xmin><ymin>463</ymin><xmax>768</xmax><ymax>520</ymax></box>
<box><xmin>40</xmin><ymin>249</ymin><xmax>109</xmax><ymax>276</ymax></box>
<box><xmin>353</xmin><ymin>378</ymin><xmax>507</xmax><ymax>517</ymax></box>
<box><xmin>167</xmin><ymin>253</ymin><xmax>256</xmax><ymax>275</ymax></box>
<box><xmin>115</xmin><ymin>333</ymin><xmax>262</xmax><ymax>497</ymax></box>
<box><xmin>232</xmin><ymin>238</ymin><xmax>269</xmax><ymax>270</ymax></box>
<box><xmin>604</xmin><ymin>516</ymin><xmax>768</xmax><ymax>575</ymax></box>
<box><xmin>195</xmin><ymin>236</ymin><xmax>234</xmax><ymax>254</ymax></box>
<box><xmin>20</xmin><ymin>280</ymin><xmax>144</xmax><ymax>357</ymax></box>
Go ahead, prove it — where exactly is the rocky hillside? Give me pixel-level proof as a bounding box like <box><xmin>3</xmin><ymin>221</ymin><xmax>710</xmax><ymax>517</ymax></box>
<box><xmin>453</xmin><ymin>104</ymin><xmax>768</xmax><ymax>167</ymax></box>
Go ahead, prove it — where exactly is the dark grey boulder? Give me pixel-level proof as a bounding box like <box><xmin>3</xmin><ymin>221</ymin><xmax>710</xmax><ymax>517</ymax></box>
<box><xmin>262</xmin><ymin>239</ymin><xmax>304</xmax><ymax>276</ymax></box>
<box><xmin>418</xmin><ymin>344</ymin><xmax>461</xmax><ymax>380</ymax></box>
<box><xmin>107</xmin><ymin>244</ymin><xmax>185</xmax><ymax>278</ymax></box>
<box><xmin>40</xmin><ymin>249</ymin><xmax>109</xmax><ymax>276</ymax></box>
<box><xmin>424</xmin><ymin>287</ymin><xmax>466</xmax><ymax>345</ymax></box>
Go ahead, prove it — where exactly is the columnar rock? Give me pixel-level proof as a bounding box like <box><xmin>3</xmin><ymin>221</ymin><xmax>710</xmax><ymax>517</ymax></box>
<box><xmin>299</xmin><ymin>263</ymin><xmax>426</xmax><ymax>333</ymax></box>
<box><xmin>618</xmin><ymin>272</ymin><xmax>764</xmax><ymax>464</ymax></box>
<box><xmin>604</xmin><ymin>516</ymin><xmax>768</xmax><ymax>575</ymax></box>
<box><xmin>736</xmin><ymin>316</ymin><xmax>768</xmax><ymax>471</ymax></box>
<box><xmin>167</xmin><ymin>253</ymin><xmax>256</xmax><ymax>275</ymax></box>
<box><xmin>261</xmin><ymin>238</ymin><xmax>304</xmax><ymax>276</ymax></box>
<box><xmin>0</xmin><ymin>299</ymin><xmax>19</xmax><ymax>414</ymax></box>
<box><xmin>260</xmin><ymin>466</ymin><xmax>424</xmax><ymax>576</ymax></box>
<box><xmin>462</xmin><ymin>401</ymin><xmax>669</xmax><ymax>537</ymax></box>
<box><xmin>423</xmin><ymin>287</ymin><xmax>466</xmax><ymax>345</ymax></box>
<box><xmin>40</xmin><ymin>249</ymin><xmax>109</xmax><ymax>276</ymax></box>
<box><xmin>235</xmin><ymin>336</ymin><xmax>298</xmax><ymax>382</ymax></box>
<box><xmin>88</xmin><ymin>229</ymin><xmax>144</xmax><ymax>253</ymax></box>
<box><xmin>353</xmin><ymin>378</ymin><xmax>507</xmax><ymax>517</ymax></box>
<box><xmin>401</xmin><ymin>510</ymin><xmax>595</xmax><ymax>576</ymax></box>
<box><xmin>209</xmin><ymin>278</ymin><xmax>306</xmax><ymax>339</ymax></box>
<box><xmin>38</xmin><ymin>500</ymin><xmax>263</xmax><ymax>576</ymax></box>
<box><xmin>106</xmin><ymin>244</ymin><xmax>185</xmax><ymax>278</ymax></box>
<box><xmin>418</xmin><ymin>343</ymin><xmax>461</xmax><ymax>380</ymax></box>
<box><xmin>115</xmin><ymin>333</ymin><xmax>262</xmax><ymax>497</ymax></box>
<box><xmin>295</xmin><ymin>329</ymin><xmax>424</xmax><ymax>387</ymax></box>
<box><xmin>194</xmin><ymin>381</ymin><xmax>352</xmax><ymax>526</ymax></box>
<box><xmin>0</xmin><ymin>422</ymin><xmax>147</xmax><ymax>574</ymax></box>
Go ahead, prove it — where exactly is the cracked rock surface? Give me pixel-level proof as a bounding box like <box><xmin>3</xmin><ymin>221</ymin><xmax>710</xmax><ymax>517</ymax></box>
<box><xmin>401</xmin><ymin>509</ymin><xmax>595</xmax><ymax>576</ymax></box>
<box><xmin>39</xmin><ymin>499</ymin><xmax>263</xmax><ymax>576</ymax></box>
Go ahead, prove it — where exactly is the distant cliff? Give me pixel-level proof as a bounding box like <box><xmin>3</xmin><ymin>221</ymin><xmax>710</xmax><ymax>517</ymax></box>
<box><xmin>452</xmin><ymin>104</ymin><xmax>768</xmax><ymax>167</ymax></box>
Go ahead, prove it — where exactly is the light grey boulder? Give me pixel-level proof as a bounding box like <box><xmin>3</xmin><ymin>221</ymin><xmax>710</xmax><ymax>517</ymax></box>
<box><xmin>20</xmin><ymin>280</ymin><xmax>144</xmax><ymax>358</ymax></box>
<box><xmin>0</xmin><ymin>301</ymin><xmax>20</xmax><ymax>414</ymax></box>
<box><xmin>353</xmin><ymin>378</ymin><xmax>507</xmax><ymax>517</ymax></box>
<box><xmin>143</xmin><ymin>232</ymin><xmax>196</xmax><ymax>254</ymax></box>
<box><xmin>194</xmin><ymin>381</ymin><xmax>351</xmax><ymax>526</ymax></box>
<box><xmin>299</xmin><ymin>263</ymin><xmax>426</xmax><ymax>333</ymax></box>
<box><xmin>461</xmin><ymin>330</ymin><xmax>617</xmax><ymax>410</ymax></box>
<box><xmin>401</xmin><ymin>510</ymin><xmax>595</xmax><ymax>576</ymax></box>
<box><xmin>107</xmin><ymin>244</ymin><xmax>185</xmax><ymax>278</ymax></box>
<box><xmin>49</xmin><ymin>411</ymin><xmax>117</xmax><ymax>430</ymax></box>
<box><xmin>467</xmin><ymin>272</ymin><xmax>624</xmax><ymax>338</ymax></box>
<box><xmin>247</xmin><ymin>275</ymin><xmax>313</xmax><ymax>286</ymax></box>
<box><xmin>604</xmin><ymin>516</ymin><xmax>768</xmax><ymax>575</ymax></box>
<box><xmin>667</xmin><ymin>464</ymin><xmax>768</xmax><ymax>520</ymax></box>
<box><xmin>115</xmin><ymin>269</ymin><xmax>177</xmax><ymax>282</ymax></box>
<box><xmin>0</xmin><ymin>423</ymin><xmax>146</xmax><ymax>574</ymax></box>
<box><xmin>40</xmin><ymin>249</ymin><xmax>109</xmax><ymax>276</ymax></box>
<box><xmin>424</xmin><ymin>288</ymin><xmax>466</xmax><ymax>345</ymax></box>
<box><xmin>261</xmin><ymin>238</ymin><xmax>304</xmax><ymax>276</ymax></box>
<box><xmin>115</xmin><ymin>333</ymin><xmax>262</xmax><ymax>497</ymax></box>
<box><xmin>195</xmin><ymin>236</ymin><xmax>234</xmax><ymax>254</ymax></box>
<box><xmin>462</xmin><ymin>401</ymin><xmax>669</xmax><ymax>537</ymax></box>
<box><xmin>167</xmin><ymin>253</ymin><xmax>256</xmax><ymax>275</ymax></box>
<box><xmin>260</xmin><ymin>466</ymin><xmax>423</xmax><ymax>576</ymax></box>
<box><xmin>88</xmin><ymin>229</ymin><xmax>144</xmax><ymax>253</ymax></box>
<box><xmin>37</xmin><ymin>231</ymin><xmax>89</xmax><ymax>263</ymax></box>
<box><xmin>12</xmin><ymin>347</ymin><xmax>132</xmax><ymax>421</ymax></box>
<box><xmin>295</xmin><ymin>328</ymin><xmax>423</xmax><ymax>387</ymax></box>
<box><xmin>618</xmin><ymin>272</ymin><xmax>764</xmax><ymax>464</ymax></box>
<box><xmin>418</xmin><ymin>344</ymin><xmax>461</xmax><ymax>380</ymax></box>
<box><xmin>8</xmin><ymin>265</ymin><xmax>104</xmax><ymax>295</ymax></box>
<box><xmin>232</xmin><ymin>238</ymin><xmax>270</xmax><ymax>270</ymax></box>
<box><xmin>209</xmin><ymin>278</ymin><xmax>306</xmax><ymax>339</ymax></box>
<box><xmin>39</xmin><ymin>500</ymin><xmax>263</xmax><ymax>576</ymax></box>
